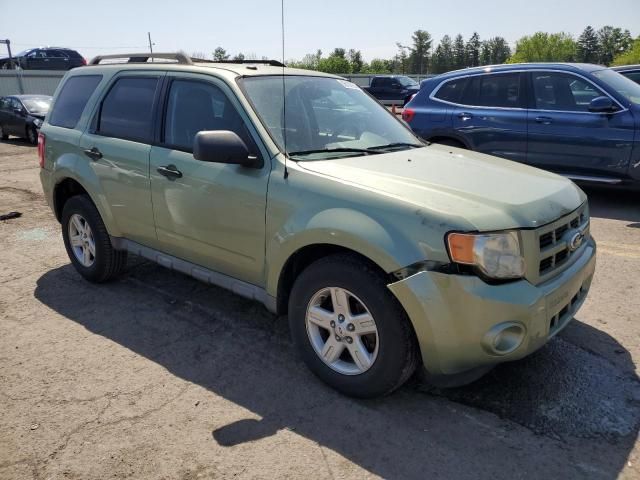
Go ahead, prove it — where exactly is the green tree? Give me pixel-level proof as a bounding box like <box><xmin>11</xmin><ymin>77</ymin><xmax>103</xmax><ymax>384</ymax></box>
<box><xmin>365</xmin><ymin>58</ymin><xmax>393</xmax><ymax>73</ymax></box>
<box><xmin>433</xmin><ymin>35</ymin><xmax>454</xmax><ymax>73</ymax></box>
<box><xmin>317</xmin><ymin>54</ymin><xmax>351</xmax><ymax>74</ymax></box>
<box><xmin>612</xmin><ymin>37</ymin><xmax>640</xmax><ymax>65</ymax></box>
<box><xmin>213</xmin><ymin>47</ymin><xmax>229</xmax><ymax>61</ymax></box>
<box><xmin>453</xmin><ymin>34</ymin><xmax>466</xmax><ymax>69</ymax></box>
<box><xmin>489</xmin><ymin>37</ymin><xmax>511</xmax><ymax>63</ymax></box>
<box><xmin>576</xmin><ymin>26</ymin><xmax>599</xmax><ymax>63</ymax></box>
<box><xmin>394</xmin><ymin>42</ymin><xmax>410</xmax><ymax>74</ymax></box>
<box><xmin>232</xmin><ymin>53</ymin><xmax>245</xmax><ymax>61</ymax></box>
<box><xmin>407</xmin><ymin>30</ymin><xmax>432</xmax><ymax>74</ymax></box>
<box><xmin>465</xmin><ymin>32</ymin><xmax>481</xmax><ymax>67</ymax></box>
<box><xmin>331</xmin><ymin>48</ymin><xmax>346</xmax><ymax>58</ymax></box>
<box><xmin>347</xmin><ymin>49</ymin><xmax>364</xmax><ymax>73</ymax></box>
<box><xmin>509</xmin><ymin>32</ymin><xmax>575</xmax><ymax>62</ymax></box>
<box><xmin>598</xmin><ymin>26</ymin><xmax>633</xmax><ymax>65</ymax></box>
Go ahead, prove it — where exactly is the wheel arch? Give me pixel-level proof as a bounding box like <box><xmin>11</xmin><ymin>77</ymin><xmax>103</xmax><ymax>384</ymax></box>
<box><xmin>51</xmin><ymin>172</ymin><xmax>121</xmax><ymax>237</ymax></box>
<box><xmin>275</xmin><ymin>243</ymin><xmax>395</xmax><ymax>315</ymax></box>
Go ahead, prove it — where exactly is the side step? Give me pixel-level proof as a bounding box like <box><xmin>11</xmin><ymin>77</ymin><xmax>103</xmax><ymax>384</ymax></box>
<box><xmin>110</xmin><ymin>237</ymin><xmax>277</xmax><ymax>313</ymax></box>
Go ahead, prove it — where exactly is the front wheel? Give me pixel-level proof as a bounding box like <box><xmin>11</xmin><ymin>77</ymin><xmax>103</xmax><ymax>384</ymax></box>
<box><xmin>288</xmin><ymin>254</ymin><xmax>419</xmax><ymax>398</ymax></box>
<box><xmin>61</xmin><ymin>195</ymin><xmax>127</xmax><ymax>283</ymax></box>
<box><xmin>0</xmin><ymin>125</ymin><xmax>8</xmax><ymax>140</ymax></box>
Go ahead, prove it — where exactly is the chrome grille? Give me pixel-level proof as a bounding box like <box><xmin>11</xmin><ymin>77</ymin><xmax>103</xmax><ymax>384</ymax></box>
<box><xmin>526</xmin><ymin>203</ymin><xmax>590</xmax><ymax>284</ymax></box>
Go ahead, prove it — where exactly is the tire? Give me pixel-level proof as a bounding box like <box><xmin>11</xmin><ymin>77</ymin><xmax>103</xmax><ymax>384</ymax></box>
<box><xmin>26</xmin><ymin>125</ymin><xmax>37</xmax><ymax>145</ymax></box>
<box><xmin>0</xmin><ymin>125</ymin><xmax>7</xmax><ymax>140</ymax></box>
<box><xmin>61</xmin><ymin>195</ymin><xmax>127</xmax><ymax>283</ymax></box>
<box><xmin>433</xmin><ymin>138</ymin><xmax>466</xmax><ymax>149</ymax></box>
<box><xmin>288</xmin><ymin>254</ymin><xmax>419</xmax><ymax>398</ymax></box>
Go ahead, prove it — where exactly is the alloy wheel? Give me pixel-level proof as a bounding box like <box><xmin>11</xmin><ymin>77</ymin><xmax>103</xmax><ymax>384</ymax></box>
<box><xmin>68</xmin><ymin>213</ymin><xmax>96</xmax><ymax>267</ymax></box>
<box><xmin>305</xmin><ymin>287</ymin><xmax>379</xmax><ymax>375</ymax></box>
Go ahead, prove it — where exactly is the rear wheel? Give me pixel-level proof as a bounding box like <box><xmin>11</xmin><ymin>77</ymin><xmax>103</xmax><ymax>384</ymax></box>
<box><xmin>288</xmin><ymin>254</ymin><xmax>419</xmax><ymax>398</ymax></box>
<box><xmin>26</xmin><ymin>125</ymin><xmax>37</xmax><ymax>145</ymax></box>
<box><xmin>61</xmin><ymin>195</ymin><xmax>127</xmax><ymax>283</ymax></box>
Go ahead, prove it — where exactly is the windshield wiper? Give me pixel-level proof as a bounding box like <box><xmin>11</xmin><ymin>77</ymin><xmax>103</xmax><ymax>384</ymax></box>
<box><xmin>288</xmin><ymin>147</ymin><xmax>383</xmax><ymax>158</ymax></box>
<box><xmin>367</xmin><ymin>142</ymin><xmax>424</xmax><ymax>151</ymax></box>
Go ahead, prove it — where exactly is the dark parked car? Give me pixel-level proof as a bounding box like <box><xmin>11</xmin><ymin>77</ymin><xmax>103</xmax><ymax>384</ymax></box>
<box><xmin>363</xmin><ymin>75</ymin><xmax>419</xmax><ymax>106</ymax></box>
<box><xmin>404</xmin><ymin>63</ymin><xmax>640</xmax><ymax>187</ymax></box>
<box><xmin>612</xmin><ymin>65</ymin><xmax>640</xmax><ymax>84</ymax></box>
<box><xmin>0</xmin><ymin>47</ymin><xmax>86</xmax><ymax>70</ymax></box>
<box><xmin>0</xmin><ymin>95</ymin><xmax>52</xmax><ymax>144</ymax></box>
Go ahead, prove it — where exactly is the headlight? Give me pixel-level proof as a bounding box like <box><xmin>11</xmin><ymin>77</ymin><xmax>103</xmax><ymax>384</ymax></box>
<box><xmin>33</xmin><ymin>119</ymin><xmax>43</xmax><ymax>128</ymax></box>
<box><xmin>446</xmin><ymin>231</ymin><xmax>525</xmax><ymax>279</ymax></box>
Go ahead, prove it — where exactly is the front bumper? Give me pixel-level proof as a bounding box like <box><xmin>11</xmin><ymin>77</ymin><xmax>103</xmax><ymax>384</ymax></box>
<box><xmin>388</xmin><ymin>237</ymin><xmax>596</xmax><ymax>376</ymax></box>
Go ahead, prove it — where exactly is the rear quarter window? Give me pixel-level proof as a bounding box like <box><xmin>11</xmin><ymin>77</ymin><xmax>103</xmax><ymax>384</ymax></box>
<box><xmin>433</xmin><ymin>78</ymin><xmax>468</xmax><ymax>103</ymax></box>
<box><xmin>48</xmin><ymin>75</ymin><xmax>102</xmax><ymax>129</ymax></box>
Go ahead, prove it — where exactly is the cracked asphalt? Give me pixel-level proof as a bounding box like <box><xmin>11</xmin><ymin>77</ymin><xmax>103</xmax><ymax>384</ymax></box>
<box><xmin>1</xmin><ymin>139</ymin><xmax>639</xmax><ymax>479</ymax></box>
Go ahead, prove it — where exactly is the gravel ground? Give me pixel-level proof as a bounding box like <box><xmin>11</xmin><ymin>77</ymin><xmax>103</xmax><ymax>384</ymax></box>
<box><xmin>1</xmin><ymin>139</ymin><xmax>639</xmax><ymax>479</ymax></box>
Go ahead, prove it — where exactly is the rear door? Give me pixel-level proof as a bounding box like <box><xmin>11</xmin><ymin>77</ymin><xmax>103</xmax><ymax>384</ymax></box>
<box><xmin>526</xmin><ymin>71</ymin><xmax>634</xmax><ymax>178</ymax></box>
<box><xmin>46</xmin><ymin>49</ymin><xmax>69</xmax><ymax>70</ymax></box>
<box><xmin>149</xmin><ymin>73</ymin><xmax>269</xmax><ymax>285</ymax></box>
<box><xmin>79</xmin><ymin>73</ymin><xmax>162</xmax><ymax>247</ymax></box>
<box><xmin>450</xmin><ymin>71</ymin><xmax>528</xmax><ymax>162</ymax></box>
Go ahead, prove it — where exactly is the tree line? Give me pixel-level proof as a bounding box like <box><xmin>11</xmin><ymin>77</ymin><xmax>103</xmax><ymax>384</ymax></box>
<box><xmin>199</xmin><ymin>25</ymin><xmax>639</xmax><ymax>75</ymax></box>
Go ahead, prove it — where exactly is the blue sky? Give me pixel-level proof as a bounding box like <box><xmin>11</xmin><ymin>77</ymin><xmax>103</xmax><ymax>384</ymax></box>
<box><xmin>1</xmin><ymin>0</ymin><xmax>639</xmax><ymax>62</ymax></box>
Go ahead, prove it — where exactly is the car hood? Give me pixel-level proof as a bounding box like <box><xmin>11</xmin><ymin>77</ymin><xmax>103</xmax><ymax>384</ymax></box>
<box><xmin>297</xmin><ymin>145</ymin><xmax>585</xmax><ymax>231</ymax></box>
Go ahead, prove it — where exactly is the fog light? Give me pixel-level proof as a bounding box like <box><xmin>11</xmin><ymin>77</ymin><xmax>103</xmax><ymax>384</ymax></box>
<box><xmin>482</xmin><ymin>322</ymin><xmax>525</xmax><ymax>355</ymax></box>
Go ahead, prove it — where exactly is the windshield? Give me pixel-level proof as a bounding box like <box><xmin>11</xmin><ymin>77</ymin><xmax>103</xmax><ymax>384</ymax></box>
<box><xmin>592</xmin><ymin>69</ymin><xmax>640</xmax><ymax>105</ymax></box>
<box><xmin>397</xmin><ymin>76</ymin><xmax>418</xmax><ymax>87</ymax></box>
<box><xmin>21</xmin><ymin>97</ymin><xmax>51</xmax><ymax>114</ymax></box>
<box><xmin>240</xmin><ymin>76</ymin><xmax>422</xmax><ymax>160</ymax></box>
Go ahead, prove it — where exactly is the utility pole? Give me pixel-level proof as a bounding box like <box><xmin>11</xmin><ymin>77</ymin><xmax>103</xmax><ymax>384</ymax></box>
<box><xmin>147</xmin><ymin>32</ymin><xmax>154</xmax><ymax>62</ymax></box>
<box><xmin>0</xmin><ymin>39</ymin><xmax>14</xmax><ymax>68</ymax></box>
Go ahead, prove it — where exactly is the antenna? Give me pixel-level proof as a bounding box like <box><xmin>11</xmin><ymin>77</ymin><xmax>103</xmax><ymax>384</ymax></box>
<box><xmin>281</xmin><ymin>0</ymin><xmax>289</xmax><ymax>179</ymax></box>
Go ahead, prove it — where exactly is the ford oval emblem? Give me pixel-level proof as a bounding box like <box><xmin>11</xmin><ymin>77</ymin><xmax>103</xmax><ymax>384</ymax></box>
<box><xmin>568</xmin><ymin>231</ymin><xmax>584</xmax><ymax>252</ymax></box>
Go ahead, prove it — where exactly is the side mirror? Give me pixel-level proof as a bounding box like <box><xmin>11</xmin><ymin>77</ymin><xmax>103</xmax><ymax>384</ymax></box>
<box><xmin>193</xmin><ymin>130</ymin><xmax>263</xmax><ymax>168</ymax></box>
<box><xmin>13</xmin><ymin>108</ymin><xmax>23</xmax><ymax>115</ymax></box>
<box><xmin>588</xmin><ymin>96</ymin><xmax>616</xmax><ymax>113</ymax></box>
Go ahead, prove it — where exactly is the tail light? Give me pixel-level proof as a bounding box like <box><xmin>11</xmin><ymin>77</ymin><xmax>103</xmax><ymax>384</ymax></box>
<box><xmin>402</xmin><ymin>107</ymin><xmax>415</xmax><ymax>123</ymax></box>
<box><xmin>37</xmin><ymin>133</ymin><xmax>45</xmax><ymax>168</ymax></box>
<box><xmin>81</xmin><ymin>58</ymin><xmax>87</xmax><ymax>65</ymax></box>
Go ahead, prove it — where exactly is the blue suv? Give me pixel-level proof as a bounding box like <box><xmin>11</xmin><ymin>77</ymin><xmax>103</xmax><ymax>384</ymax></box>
<box><xmin>404</xmin><ymin>63</ymin><xmax>640</xmax><ymax>187</ymax></box>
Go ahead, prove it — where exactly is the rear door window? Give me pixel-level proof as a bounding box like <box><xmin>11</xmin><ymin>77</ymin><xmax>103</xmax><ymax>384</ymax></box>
<box><xmin>49</xmin><ymin>75</ymin><xmax>102</xmax><ymax>128</ymax></box>
<box><xmin>462</xmin><ymin>73</ymin><xmax>523</xmax><ymax>108</ymax></box>
<box><xmin>433</xmin><ymin>77</ymin><xmax>469</xmax><ymax>103</ymax></box>
<box><xmin>532</xmin><ymin>72</ymin><xmax>606</xmax><ymax>112</ymax></box>
<box><xmin>97</xmin><ymin>77</ymin><xmax>159</xmax><ymax>142</ymax></box>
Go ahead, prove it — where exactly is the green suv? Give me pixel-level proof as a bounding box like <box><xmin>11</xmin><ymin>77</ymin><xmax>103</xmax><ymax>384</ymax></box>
<box><xmin>38</xmin><ymin>53</ymin><xmax>596</xmax><ymax>398</ymax></box>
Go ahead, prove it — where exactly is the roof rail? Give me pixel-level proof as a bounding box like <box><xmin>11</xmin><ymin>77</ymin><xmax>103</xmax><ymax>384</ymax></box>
<box><xmin>89</xmin><ymin>52</ymin><xmax>193</xmax><ymax>65</ymax></box>
<box><xmin>205</xmin><ymin>59</ymin><xmax>286</xmax><ymax>67</ymax></box>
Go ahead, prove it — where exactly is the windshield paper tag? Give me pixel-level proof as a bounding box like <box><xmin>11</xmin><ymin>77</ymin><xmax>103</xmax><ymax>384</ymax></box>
<box><xmin>337</xmin><ymin>79</ymin><xmax>359</xmax><ymax>90</ymax></box>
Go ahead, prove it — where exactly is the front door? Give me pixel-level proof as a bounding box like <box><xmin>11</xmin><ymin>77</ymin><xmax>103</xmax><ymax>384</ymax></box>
<box><xmin>450</xmin><ymin>71</ymin><xmax>528</xmax><ymax>162</ymax></box>
<box><xmin>149</xmin><ymin>74</ymin><xmax>269</xmax><ymax>286</ymax></box>
<box><xmin>79</xmin><ymin>73</ymin><xmax>162</xmax><ymax>246</ymax></box>
<box><xmin>526</xmin><ymin>71</ymin><xmax>635</xmax><ymax>178</ymax></box>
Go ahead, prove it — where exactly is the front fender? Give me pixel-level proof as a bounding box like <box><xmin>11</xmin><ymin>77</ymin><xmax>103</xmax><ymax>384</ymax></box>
<box><xmin>51</xmin><ymin>154</ymin><xmax>121</xmax><ymax>237</ymax></box>
<box><xmin>265</xmin><ymin>207</ymin><xmax>425</xmax><ymax>297</ymax></box>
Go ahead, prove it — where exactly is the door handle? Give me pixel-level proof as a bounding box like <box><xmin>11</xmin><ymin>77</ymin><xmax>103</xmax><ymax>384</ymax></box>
<box><xmin>157</xmin><ymin>164</ymin><xmax>183</xmax><ymax>179</ymax></box>
<box><xmin>83</xmin><ymin>147</ymin><xmax>102</xmax><ymax>161</ymax></box>
<box><xmin>535</xmin><ymin>116</ymin><xmax>553</xmax><ymax>125</ymax></box>
<box><xmin>457</xmin><ymin>112</ymin><xmax>473</xmax><ymax>120</ymax></box>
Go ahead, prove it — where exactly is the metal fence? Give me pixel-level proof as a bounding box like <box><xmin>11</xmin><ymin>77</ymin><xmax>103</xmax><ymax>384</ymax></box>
<box><xmin>340</xmin><ymin>74</ymin><xmax>436</xmax><ymax>87</ymax></box>
<box><xmin>0</xmin><ymin>70</ymin><xmax>66</xmax><ymax>96</ymax></box>
<box><xmin>0</xmin><ymin>70</ymin><xmax>437</xmax><ymax>97</ymax></box>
